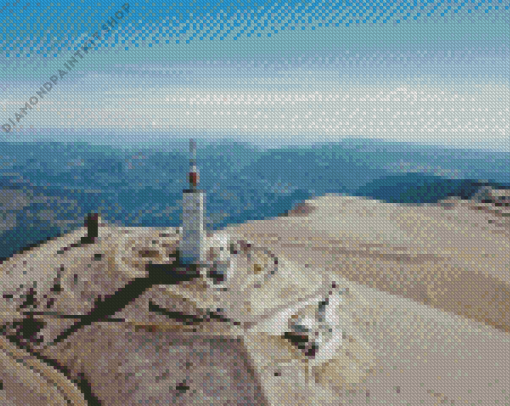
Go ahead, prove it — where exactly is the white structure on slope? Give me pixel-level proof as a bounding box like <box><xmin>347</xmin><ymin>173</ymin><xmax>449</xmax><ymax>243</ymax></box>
<box><xmin>287</xmin><ymin>282</ymin><xmax>346</xmax><ymax>358</ymax></box>
<box><xmin>179</xmin><ymin>139</ymin><xmax>206</xmax><ymax>265</ymax></box>
<box><xmin>178</xmin><ymin>139</ymin><xmax>234</xmax><ymax>286</ymax></box>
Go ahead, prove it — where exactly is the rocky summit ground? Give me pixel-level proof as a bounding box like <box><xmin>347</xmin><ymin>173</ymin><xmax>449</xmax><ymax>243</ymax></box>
<box><xmin>0</xmin><ymin>194</ymin><xmax>509</xmax><ymax>405</ymax></box>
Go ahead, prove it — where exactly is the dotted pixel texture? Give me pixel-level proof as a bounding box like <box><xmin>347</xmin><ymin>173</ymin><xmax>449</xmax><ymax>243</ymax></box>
<box><xmin>0</xmin><ymin>1</ymin><xmax>509</xmax><ymax>405</ymax></box>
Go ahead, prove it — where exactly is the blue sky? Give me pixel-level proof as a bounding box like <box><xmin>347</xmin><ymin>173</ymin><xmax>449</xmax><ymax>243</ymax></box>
<box><xmin>0</xmin><ymin>0</ymin><xmax>508</xmax><ymax>150</ymax></box>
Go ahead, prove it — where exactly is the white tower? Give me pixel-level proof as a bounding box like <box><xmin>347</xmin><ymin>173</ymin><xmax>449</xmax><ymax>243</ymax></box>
<box><xmin>179</xmin><ymin>139</ymin><xmax>206</xmax><ymax>265</ymax></box>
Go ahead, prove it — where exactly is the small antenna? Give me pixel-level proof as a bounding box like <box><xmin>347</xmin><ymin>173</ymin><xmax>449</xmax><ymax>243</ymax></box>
<box><xmin>188</xmin><ymin>139</ymin><xmax>199</xmax><ymax>189</ymax></box>
<box><xmin>190</xmin><ymin>139</ymin><xmax>197</xmax><ymax>163</ymax></box>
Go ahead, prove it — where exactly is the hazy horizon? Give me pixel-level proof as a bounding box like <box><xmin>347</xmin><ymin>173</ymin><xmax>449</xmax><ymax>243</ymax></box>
<box><xmin>2</xmin><ymin>134</ymin><xmax>509</xmax><ymax>154</ymax></box>
<box><xmin>1</xmin><ymin>1</ymin><xmax>508</xmax><ymax>151</ymax></box>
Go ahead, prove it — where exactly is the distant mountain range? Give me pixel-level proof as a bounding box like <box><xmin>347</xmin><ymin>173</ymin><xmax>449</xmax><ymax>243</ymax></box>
<box><xmin>1</xmin><ymin>139</ymin><xmax>509</xmax><ymax>261</ymax></box>
<box><xmin>354</xmin><ymin>173</ymin><xmax>509</xmax><ymax>204</ymax></box>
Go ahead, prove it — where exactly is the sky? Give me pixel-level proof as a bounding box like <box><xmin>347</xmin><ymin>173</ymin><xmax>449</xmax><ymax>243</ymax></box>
<box><xmin>0</xmin><ymin>0</ymin><xmax>508</xmax><ymax>151</ymax></box>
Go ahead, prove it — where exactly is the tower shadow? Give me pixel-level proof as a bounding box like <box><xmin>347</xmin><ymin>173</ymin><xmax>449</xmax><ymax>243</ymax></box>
<box><xmin>51</xmin><ymin>251</ymin><xmax>201</xmax><ymax>345</ymax></box>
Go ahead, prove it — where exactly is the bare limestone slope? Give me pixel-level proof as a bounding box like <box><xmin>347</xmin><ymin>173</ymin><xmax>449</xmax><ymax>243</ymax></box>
<box><xmin>0</xmin><ymin>334</ymin><xmax>88</xmax><ymax>406</ymax></box>
<box><xmin>224</xmin><ymin>194</ymin><xmax>510</xmax><ymax>333</ymax></box>
<box><xmin>0</xmin><ymin>195</ymin><xmax>509</xmax><ymax>405</ymax></box>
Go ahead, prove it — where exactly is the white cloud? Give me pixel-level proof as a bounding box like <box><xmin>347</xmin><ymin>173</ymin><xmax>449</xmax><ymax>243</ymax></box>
<box><xmin>5</xmin><ymin>81</ymin><xmax>508</xmax><ymax>151</ymax></box>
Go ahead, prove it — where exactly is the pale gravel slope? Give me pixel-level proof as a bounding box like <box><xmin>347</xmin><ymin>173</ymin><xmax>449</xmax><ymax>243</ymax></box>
<box><xmin>0</xmin><ymin>194</ymin><xmax>509</xmax><ymax>405</ymax></box>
